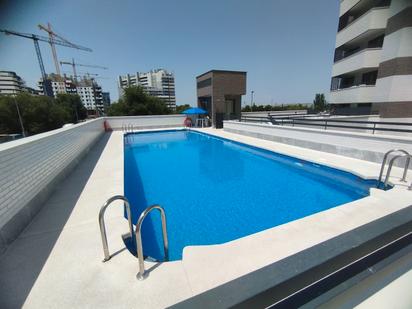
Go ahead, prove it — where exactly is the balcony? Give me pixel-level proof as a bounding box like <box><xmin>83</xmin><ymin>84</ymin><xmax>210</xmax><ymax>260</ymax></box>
<box><xmin>336</xmin><ymin>7</ymin><xmax>390</xmax><ymax>47</ymax></box>
<box><xmin>332</xmin><ymin>48</ymin><xmax>381</xmax><ymax>76</ymax></box>
<box><xmin>330</xmin><ymin>85</ymin><xmax>375</xmax><ymax>104</ymax></box>
<box><xmin>339</xmin><ymin>0</ymin><xmax>361</xmax><ymax>17</ymax></box>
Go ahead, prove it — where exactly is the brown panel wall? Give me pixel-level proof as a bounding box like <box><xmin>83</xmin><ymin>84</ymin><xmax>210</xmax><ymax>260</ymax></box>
<box><xmin>379</xmin><ymin>102</ymin><xmax>412</xmax><ymax>118</ymax></box>
<box><xmin>377</xmin><ymin>57</ymin><xmax>412</xmax><ymax>79</ymax></box>
<box><xmin>386</xmin><ymin>6</ymin><xmax>412</xmax><ymax>36</ymax></box>
<box><xmin>196</xmin><ymin>70</ymin><xmax>246</xmax><ymax>127</ymax></box>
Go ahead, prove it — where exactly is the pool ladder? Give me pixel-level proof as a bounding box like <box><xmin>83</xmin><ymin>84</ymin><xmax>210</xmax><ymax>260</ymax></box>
<box><xmin>98</xmin><ymin>195</ymin><xmax>169</xmax><ymax>280</ymax></box>
<box><xmin>122</xmin><ymin>124</ymin><xmax>135</xmax><ymax>133</ymax></box>
<box><xmin>377</xmin><ymin>149</ymin><xmax>412</xmax><ymax>189</ymax></box>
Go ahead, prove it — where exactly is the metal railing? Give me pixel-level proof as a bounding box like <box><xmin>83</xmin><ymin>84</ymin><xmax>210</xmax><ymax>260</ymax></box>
<box><xmin>122</xmin><ymin>123</ymin><xmax>135</xmax><ymax>133</ymax></box>
<box><xmin>240</xmin><ymin>115</ymin><xmax>412</xmax><ymax>134</ymax></box>
<box><xmin>99</xmin><ymin>195</ymin><xmax>134</xmax><ymax>262</ymax></box>
<box><xmin>136</xmin><ymin>204</ymin><xmax>169</xmax><ymax>280</ymax></box>
<box><xmin>99</xmin><ymin>197</ymin><xmax>170</xmax><ymax>281</ymax></box>
<box><xmin>377</xmin><ymin>149</ymin><xmax>410</xmax><ymax>188</ymax></box>
<box><xmin>382</xmin><ymin>153</ymin><xmax>412</xmax><ymax>189</ymax></box>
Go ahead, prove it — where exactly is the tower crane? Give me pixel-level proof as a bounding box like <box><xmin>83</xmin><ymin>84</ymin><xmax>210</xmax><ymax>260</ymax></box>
<box><xmin>0</xmin><ymin>28</ymin><xmax>92</xmax><ymax>96</ymax></box>
<box><xmin>38</xmin><ymin>23</ymin><xmax>92</xmax><ymax>75</ymax></box>
<box><xmin>60</xmin><ymin>59</ymin><xmax>108</xmax><ymax>81</ymax></box>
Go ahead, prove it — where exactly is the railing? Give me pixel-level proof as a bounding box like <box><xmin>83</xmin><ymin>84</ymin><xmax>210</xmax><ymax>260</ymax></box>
<box><xmin>135</xmin><ymin>204</ymin><xmax>169</xmax><ymax>280</ymax></box>
<box><xmin>239</xmin><ymin>115</ymin><xmax>412</xmax><ymax>135</ymax></box>
<box><xmin>122</xmin><ymin>123</ymin><xmax>135</xmax><ymax>133</ymax></box>
<box><xmin>381</xmin><ymin>153</ymin><xmax>412</xmax><ymax>189</ymax></box>
<box><xmin>99</xmin><ymin>195</ymin><xmax>134</xmax><ymax>262</ymax></box>
<box><xmin>99</xmin><ymin>197</ymin><xmax>169</xmax><ymax>281</ymax></box>
<box><xmin>377</xmin><ymin>149</ymin><xmax>410</xmax><ymax>188</ymax></box>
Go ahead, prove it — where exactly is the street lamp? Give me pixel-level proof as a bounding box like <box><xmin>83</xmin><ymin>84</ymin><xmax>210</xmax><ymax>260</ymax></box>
<box><xmin>251</xmin><ymin>90</ymin><xmax>254</xmax><ymax>106</ymax></box>
<box><xmin>13</xmin><ymin>90</ymin><xmax>25</xmax><ymax>137</ymax></box>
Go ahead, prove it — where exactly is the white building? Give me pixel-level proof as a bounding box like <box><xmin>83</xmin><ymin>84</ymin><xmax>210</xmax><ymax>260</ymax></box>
<box><xmin>77</xmin><ymin>84</ymin><xmax>103</xmax><ymax>112</ymax></box>
<box><xmin>118</xmin><ymin>69</ymin><xmax>176</xmax><ymax>110</ymax></box>
<box><xmin>330</xmin><ymin>0</ymin><xmax>412</xmax><ymax>117</ymax></box>
<box><xmin>38</xmin><ymin>75</ymin><xmax>105</xmax><ymax>113</ymax></box>
<box><xmin>0</xmin><ymin>71</ymin><xmax>39</xmax><ymax>95</ymax></box>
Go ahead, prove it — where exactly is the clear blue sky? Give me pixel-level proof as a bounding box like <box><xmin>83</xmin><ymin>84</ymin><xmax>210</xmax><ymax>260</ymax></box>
<box><xmin>0</xmin><ymin>0</ymin><xmax>339</xmax><ymax>105</ymax></box>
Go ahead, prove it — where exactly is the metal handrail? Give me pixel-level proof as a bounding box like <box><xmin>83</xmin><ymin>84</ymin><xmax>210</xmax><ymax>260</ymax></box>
<box><xmin>240</xmin><ymin>116</ymin><xmax>412</xmax><ymax>134</ymax></box>
<box><xmin>377</xmin><ymin>149</ymin><xmax>410</xmax><ymax>187</ymax></box>
<box><xmin>98</xmin><ymin>195</ymin><xmax>134</xmax><ymax>262</ymax></box>
<box><xmin>383</xmin><ymin>154</ymin><xmax>412</xmax><ymax>189</ymax></box>
<box><xmin>136</xmin><ymin>204</ymin><xmax>169</xmax><ymax>280</ymax></box>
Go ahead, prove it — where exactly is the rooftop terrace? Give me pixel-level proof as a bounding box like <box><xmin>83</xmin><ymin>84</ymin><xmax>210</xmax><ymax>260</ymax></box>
<box><xmin>0</xmin><ymin>115</ymin><xmax>411</xmax><ymax>308</ymax></box>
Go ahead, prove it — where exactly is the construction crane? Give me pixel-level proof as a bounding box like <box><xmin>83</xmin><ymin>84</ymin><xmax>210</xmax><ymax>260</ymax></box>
<box><xmin>60</xmin><ymin>59</ymin><xmax>108</xmax><ymax>81</ymax></box>
<box><xmin>38</xmin><ymin>23</ymin><xmax>92</xmax><ymax>75</ymax></box>
<box><xmin>0</xmin><ymin>28</ymin><xmax>92</xmax><ymax>96</ymax></box>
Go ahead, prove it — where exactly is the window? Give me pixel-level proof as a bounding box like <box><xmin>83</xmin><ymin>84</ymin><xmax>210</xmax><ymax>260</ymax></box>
<box><xmin>197</xmin><ymin>78</ymin><xmax>211</xmax><ymax>89</ymax></box>
<box><xmin>362</xmin><ymin>70</ymin><xmax>378</xmax><ymax>85</ymax></box>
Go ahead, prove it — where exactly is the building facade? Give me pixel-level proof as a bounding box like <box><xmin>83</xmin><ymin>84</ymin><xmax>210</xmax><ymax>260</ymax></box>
<box><xmin>330</xmin><ymin>0</ymin><xmax>412</xmax><ymax>116</ymax></box>
<box><xmin>102</xmin><ymin>92</ymin><xmax>111</xmax><ymax>109</ymax></box>
<box><xmin>0</xmin><ymin>71</ymin><xmax>39</xmax><ymax>95</ymax></box>
<box><xmin>38</xmin><ymin>75</ymin><xmax>105</xmax><ymax>113</ymax></box>
<box><xmin>197</xmin><ymin>70</ymin><xmax>247</xmax><ymax>128</ymax></box>
<box><xmin>118</xmin><ymin>69</ymin><xmax>176</xmax><ymax>110</ymax></box>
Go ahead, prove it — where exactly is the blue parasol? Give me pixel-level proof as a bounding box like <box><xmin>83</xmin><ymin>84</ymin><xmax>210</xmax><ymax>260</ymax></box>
<box><xmin>181</xmin><ymin>107</ymin><xmax>207</xmax><ymax>115</ymax></box>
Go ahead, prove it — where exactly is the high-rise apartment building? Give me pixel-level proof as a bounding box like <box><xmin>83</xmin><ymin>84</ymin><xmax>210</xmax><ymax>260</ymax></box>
<box><xmin>118</xmin><ymin>69</ymin><xmax>176</xmax><ymax>110</ymax></box>
<box><xmin>0</xmin><ymin>71</ymin><xmax>39</xmax><ymax>95</ymax></box>
<box><xmin>330</xmin><ymin>0</ymin><xmax>412</xmax><ymax>116</ymax></box>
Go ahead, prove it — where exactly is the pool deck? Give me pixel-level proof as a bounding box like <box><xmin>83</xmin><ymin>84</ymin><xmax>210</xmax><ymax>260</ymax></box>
<box><xmin>1</xmin><ymin>128</ymin><xmax>412</xmax><ymax>308</ymax></box>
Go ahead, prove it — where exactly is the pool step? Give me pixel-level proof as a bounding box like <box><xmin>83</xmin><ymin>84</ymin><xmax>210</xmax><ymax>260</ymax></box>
<box><xmin>122</xmin><ymin>232</ymin><xmax>137</xmax><ymax>256</ymax></box>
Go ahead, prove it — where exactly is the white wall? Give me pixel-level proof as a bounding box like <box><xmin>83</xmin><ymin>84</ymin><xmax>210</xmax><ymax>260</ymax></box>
<box><xmin>224</xmin><ymin>120</ymin><xmax>412</xmax><ymax>167</ymax></box>
<box><xmin>330</xmin><ymin>85</ymin><xmax>376</xmax><ymax>104</ymax></box>
<box><xmin>105</xmin><ymin>114</ymin><xmax>186</xmax><ymax>130</ymax></box>
<box><xmin>339</xmin><ymin>0</ymin><xmax>361</xmax><ymax>17</ymax></box>
<box><xmin>336</xmin><ymin>7</ymin><xmax>390</xmax><ymax>47</ymax></box>
<box><xmin>380</xmin><ymin>27</ymin><xmax>412</xmax><ymax>62</ymax></box>
<box><xmin>374</xmin><ymin>76</ymin><xmax>412</xmax><ymax>102</ymax></box>
<box><xmin>0</xmin><ymin>119</ymin><xmax>104</xmax><ymax>252</ymax></box>
<box><xmin>332</xmin><ymin>48</ymin><xmax>382</xmax><ymax>76</ymax></box>
<box><xmin>0</xmin><ymin>115</ymin><xmax>188</xmax><ymax>252</ymax></box>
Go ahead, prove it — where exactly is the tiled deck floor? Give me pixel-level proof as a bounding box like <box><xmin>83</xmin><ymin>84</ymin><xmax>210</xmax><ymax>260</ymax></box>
<box><xmin>1</xmin><ymin>129</ymin><xmax>411</xmax><ymax>308</ymax></box>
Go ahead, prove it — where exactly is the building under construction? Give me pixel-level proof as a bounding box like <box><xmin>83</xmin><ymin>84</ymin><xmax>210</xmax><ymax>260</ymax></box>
<box><xmin>38</xmin><ymin>74</ymin><xmax>106</xmax><ymax>113</ymax></box>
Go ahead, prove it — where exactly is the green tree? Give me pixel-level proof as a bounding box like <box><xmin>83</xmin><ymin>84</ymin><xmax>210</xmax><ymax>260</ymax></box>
<box><xmin>242</xmin><ymin>105</ymin><xmax>251</xmax><ymax>112</ymax></box>
<box><xmin>313</xmin><ymin>93</ymin><xmax>327</xmax><ymax>112</ymax></box>
<box><xmin>107</xmin><ymin>86</ymin><xmax>171</xmax><ymax>116</ymax></box>
<box><xmin>55</xmin><ymin>93</ymin><xmax>87</xmax><ymax>123</ymax></box>
<box><xmin>175</xmin><ymin>104</ymin><xmax>191</xmax><ymax>114</ymax></box>
<box><xmin>0</xmin><ymin>93</ymin><xmax>82</xmax><ymax>135</ymax></box>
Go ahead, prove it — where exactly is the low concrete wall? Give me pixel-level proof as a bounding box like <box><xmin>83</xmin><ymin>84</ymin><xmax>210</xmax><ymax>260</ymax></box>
<box><xmin>105</xmin><ymin>114</ymin><xmax>186</xmax><ymax>130</ymax></box>
<box><xmin>224</xmin><ymin>120</ymin><xmax>412</xmax><ymax>168</ymax></box>
<box><xmin>0</xmin><ymin>114</ymin><xmax>187</xmax><ymax>253</ymax></box>
<box><xmin>0</xmin><ymin>119</ymin><xmax>104</xmax><ymax>253</ymax></box>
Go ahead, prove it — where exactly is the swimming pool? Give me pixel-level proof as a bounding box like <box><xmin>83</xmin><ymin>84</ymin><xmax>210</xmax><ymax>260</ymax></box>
<box><xmin>124</xmin><ymin>130</ymin><xmax>379</xmax><ymax>261</ymax></box>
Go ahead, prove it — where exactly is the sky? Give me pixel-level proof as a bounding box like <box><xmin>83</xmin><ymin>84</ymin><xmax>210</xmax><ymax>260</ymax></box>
<box><xmin>0</xmin><ymin>0</ymin><xmax>339</xmax><ymax>106</ymax></box>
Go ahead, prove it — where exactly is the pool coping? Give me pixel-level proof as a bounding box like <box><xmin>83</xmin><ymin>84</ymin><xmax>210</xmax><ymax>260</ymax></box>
<box><xmin>178</xmin><ymin>128</ymin><xmax>412</xmax><ymax>295</ymax></box>
<box><xmin>1</xmin><ymin>128</ymin><xmax>411</xmax><ymax>308</ymax></box>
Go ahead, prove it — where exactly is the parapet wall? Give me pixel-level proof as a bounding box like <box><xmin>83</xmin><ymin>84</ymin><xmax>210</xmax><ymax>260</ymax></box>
<box><xmin>0</xmin><ymin>114</ymin><xmax>187</xmax><ymax>253</ymax></box>
<box><xmin>224</xmin><ymin>120</ymin><xmax>412</xmax><ymax>168</ymax></box>
<box><xmin>0</xmin><ymin>118</ymin><xmax>105</xmax><ymax>252</ymax></box>
<box><xmin>105</xmin><ymin>114</ymin><xmax>186</xmax><ymax>130</ymax></box>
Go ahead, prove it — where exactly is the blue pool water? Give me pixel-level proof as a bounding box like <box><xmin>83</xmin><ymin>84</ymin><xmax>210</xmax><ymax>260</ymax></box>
<box><xmin>124</xmin><ymin>130</ymin><xmax>378</xmax><ymax>261</ymax></box>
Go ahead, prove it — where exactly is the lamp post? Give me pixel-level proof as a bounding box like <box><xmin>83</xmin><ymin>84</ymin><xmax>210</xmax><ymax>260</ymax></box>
<box><xmin>13</xmin><ymin>90</ymin><xmax>25</xmax><ymax>137</ymax></box>
<box><xmin>251</xmin><ymin>90</ymin><xmax>254</xmax><ymax>107</ymax></box>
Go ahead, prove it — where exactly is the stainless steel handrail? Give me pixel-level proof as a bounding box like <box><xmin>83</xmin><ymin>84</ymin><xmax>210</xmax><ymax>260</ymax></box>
<box><xmin>98</xmin><ymin>195</ymin><xmax>134</xmax><ymax>262</ymax></box>
<box><xmin>136</xmin><ymin>204</ymin><xmax>169</xmax><ymax>280</ymax></box>
<box><xmin>377</xmin><ymin>149</ymin><xmax>410</xmax><ymax>187</ymax></box>
<box><xmin>383</xmin><ymin>154</ymin><xmax>412</xmax><ymax>189</ymax></box>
